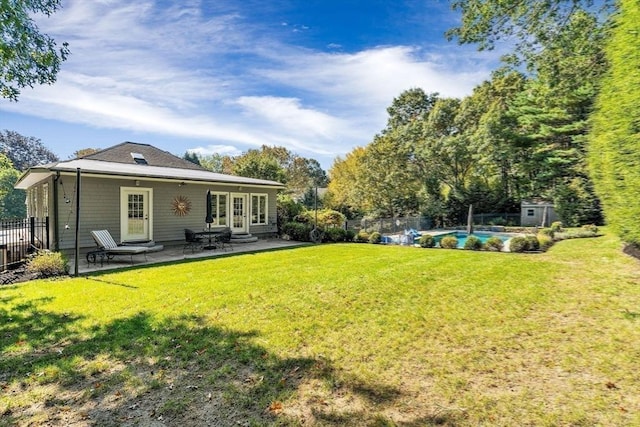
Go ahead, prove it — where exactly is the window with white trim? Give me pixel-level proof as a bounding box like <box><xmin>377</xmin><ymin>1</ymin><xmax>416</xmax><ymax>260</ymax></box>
<box><xmin>251</xmin><ymin>194</ymin><xmax>268</xmax><ymax>225</ymax></box>
<box><xmin>209</xmin><ymin>192</ymin><xmax>228</xmax><ymax>226</ymax></box>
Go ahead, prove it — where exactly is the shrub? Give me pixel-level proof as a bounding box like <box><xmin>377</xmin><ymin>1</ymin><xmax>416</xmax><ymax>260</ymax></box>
<box><xmin>26</xmin><ymin>250</ymin><xmax>68</xmax><ymax>278</ymax></box>
<box><xmin>525</xmin><ymin>235</ymin><xmax>540</xmax><ymax>251</ymax></box>
<box><xmin>281</xmin><ymin>222</ymin><xmax>313</xmax><ymax>242</ymax></box>
<box><xmin>296</xmin><ymin>209</ymin><xmax>346</xmax><ymax>228</ymax></box>
<box><xmin>537</xmin><ymin>234</ymin><xmax>554</xmax><ymax>251</ymax></box>
<box><xmin>345</xmin><ymin>229</ymin><xmax>356</xmax><ymax>242</ymax></box>
<box><xmin>551</xmin><ymin>221</ymin><xmax>563</xmax><ymax>233</ymax></box>
<box><xmin>509</xmin><ymin>236</ymin><xmax>529</xmax><ymax>253</ymax></box>
<box><xmin>440</xmin><ymin>236</ymin><xmax>458</xmax><ymax>249</ymax></box>
<box><xmin>582</xmin><ymin>224</ymin><xmax>599</xmax><ymax>233</ymax></box>
<box><xmin>464</xmin><ymin>235</ymin><xmax>483</xmax><ymax>250</ymax></box>
<box><xmin>324</xmin><ymin>227</ymin><xmax>347</xmax><ymax>243</ymax></box>
<box><xmin>485</xmin><ymin>236</ymin><xmax>504</xmax><ymax>252</ymax></box>
<box><xmin>539</xmin><ymin>228</ymin><xmax>555</xmax><ymax>238</ymax></box>
<box><xmin>418</xmin><ymin>234</ymin><xmax>435</xmax><ymax>248</ymax></box>
<box><xmin>354</xmin><ymin>230</ymin><xmax>370</xmax><ymax>243</ymax></box>
<box><xmin>369</xmin><ymin>231</ymin><xmax>382</xmax><ymax>244</ymax></box>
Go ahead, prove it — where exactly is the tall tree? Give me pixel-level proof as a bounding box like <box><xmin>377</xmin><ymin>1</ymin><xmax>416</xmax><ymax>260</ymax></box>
<box><xmin>325</xmin><ymin>147</ymin><xmax>367</xmax><ymax>218</ymax></box>
<box><xmin>1</xmin><ymin>0</ymin><xmax>69</xmax><ymax>100</ymax></box>
<box><xmin>183</xmin><ymin>151</ymin><xmax>201</xmax><ymax>166</ymax></box>
<box><xmin>0</xmin><ymin>153</ymin><xmax>26</xmax><ymax>218</ymax></box>
<box><xmin>0</xmin><ymin>130</ymin><xmax>58</xmax><ymax>171</ymax></box>
<box><xmin>198</xmin><ymin>153</ymin><xmax>226</xmax><ymax>173</ymax></box>
<box><xmin>385</xmin><ymin>88</ymin><xmax>438</xmax><ymax>131</ymax></box>
<box><xmin>588</xmin><ymin>0</ymin><xmax>640</xmax><ymax>246</ymax></box>
<box><xmin>447</xmin><ymin>0</ymin><xmax>615</xmax><ymax>68</ymax></box>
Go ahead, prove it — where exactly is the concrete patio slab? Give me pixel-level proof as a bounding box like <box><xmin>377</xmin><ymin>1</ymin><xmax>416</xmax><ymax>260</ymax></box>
<box><xmin>69</xmin><ymin>238</ymin><xmax>309</xmax><ymax>275</ymax></box>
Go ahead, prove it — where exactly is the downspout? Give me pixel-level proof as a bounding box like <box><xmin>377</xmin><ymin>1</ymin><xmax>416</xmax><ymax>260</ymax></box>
<box><xmin>53</xmin><ymin>171</ymin><xmax>60</xmax><ymax>251</ymax></box>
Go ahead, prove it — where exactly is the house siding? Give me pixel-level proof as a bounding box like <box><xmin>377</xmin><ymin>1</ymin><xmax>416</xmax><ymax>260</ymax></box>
<box><xmin>54</xmin><ymin>175</ymin><xmax>279</xmax><ymax>251</ymax></box>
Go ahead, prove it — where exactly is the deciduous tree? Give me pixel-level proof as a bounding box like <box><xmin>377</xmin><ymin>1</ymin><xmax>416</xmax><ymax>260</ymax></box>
<box><xmin>0</xmin><ymin>130</ymin><xmax>58</xmax><ymax>171</ymax></box>
<box><xmin>1</xmin><ymin>0</ymin><xmax>69</xmax><ymax>100</ymax></box>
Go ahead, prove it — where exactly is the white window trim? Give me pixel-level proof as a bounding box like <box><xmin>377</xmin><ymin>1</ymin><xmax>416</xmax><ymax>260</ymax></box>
<box><xmin>250</xmin><ymin>193</ymin><xmax>268</xmax><ymax>225</ymax></box>
<box><xmin>209</xmin><ymin>191</ymin><xmax>229</xmax><ymax>227</ymax></box>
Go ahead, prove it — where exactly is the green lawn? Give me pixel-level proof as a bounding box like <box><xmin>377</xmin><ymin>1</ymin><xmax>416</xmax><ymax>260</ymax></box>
<box><xmin>1</xmin><ymin>230</ymin><xmax>639</xmax><ymax>426</ymax></box>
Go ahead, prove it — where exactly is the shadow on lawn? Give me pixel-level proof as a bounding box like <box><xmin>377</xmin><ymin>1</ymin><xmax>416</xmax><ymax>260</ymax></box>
<box><xmin>0</xmin><ymin>292</ymin><xmax>449</xmax><ymax>426</ymax></box>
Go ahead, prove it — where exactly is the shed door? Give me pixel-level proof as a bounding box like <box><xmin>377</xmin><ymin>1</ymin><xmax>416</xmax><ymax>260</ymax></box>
<box><xmin>120</xmin><ymin>187</ymin><xmax>153</xmax><ymax>242</ymax></box>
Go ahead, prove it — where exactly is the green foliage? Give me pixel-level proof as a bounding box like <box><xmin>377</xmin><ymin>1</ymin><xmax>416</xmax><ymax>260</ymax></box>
<box><xmin>345</xmin><ymin>229</ymin><xmax>356</xmax><ymax>242</ymax></box>
<box><xmin>0</xmin><ymin>0</ymin><xmax>69</xmax><ymax>100</ymax></box>
<box><xmin>26</xmin><ymin>250</ymin><xmax>68</xmax><ymax>278</ymax></box>
<box><xmin>324</xmin><ymin>227</ymin><xmax>347</xmax><ymax>243</ymax></box>
<box><xmin>2</xmin><ymin>231</ymin><xmax>640</xmax><ymax>426</ymax></box>
<box><xmin>281</xmin><ymin>222</ymin><xmax>312</xmax><ymax>242</ymax></box>
<box><xmin>509</xmin><ymin>236</ymin><xmax>529</xmax><ymax>253</ymax></box>
<box><xmin>485</xmin><ymin>236</ymin><xmax>504</xmax><ymax>252</ymax></box>
<box><xmin>368</xmin><ymin>232</ymin><xmax>382</xmax><ymax>244</ymax></box>
<box><xmin>0</xmin><ymin>153</ymin><xmax>26</xmax><ymax>217</ymax></box>
<box><xmin>182</xmin><ymin>151</ymin><xmax>201</xmax><ymax>166</ymax></box>
<box><xmin>554</xmin><ymin>227</ymin><xmax>601</xmax><ymax>241</ymax></box>
<box><xmin>446</xmin><ymin>0</ymin><xmax>614</xmax><ymax>66</ymax></box>
<box><xmin>588</xmin><ymin>0</ymin><xmax>640</xmax><ymax>246</ymax></box>
<box><xmin>525</xmin><ymin>235</ymin><xmax>540</xmax><ymax>251</ymax></box>
<box><xmin>418</xmin><ymin>234</ymin><xmax>435</xmax><ymax>248</ymax></box>
<box><xmin>464</xmin><ymin>235</ymin><xmax>483</xmax><ymax>250</ymax></box>
<box><xmin>0</xmin><ymin>131</ymin><xmax>59</xmax><ymax>171</ymax></box>
<box><xmin>440</xmin><ymin>236</ymin><xmax>459</xmax><ymax>249</ymax></box>
<box><xmin>551</xmin><ymin>221</ymin><xmax>563</xmax><ymax>233</ymax></box>
<box><xmin>539</xmin><ymin>228</ymin><xmax>555</xmax><ymax>238</ymax></box>
<box><xmin>276</xmin><ymin>194</ymin><xmax>304</xmax><ymax>232</ymax></box>
<box><xmin>296</xmin><ymin>209</ymin><xmax>346</xmax><ymax>229</ymax></box>
<box><xmin>354</xmin><ymin>230</ymin><xmax>370</xmax><ymax>243</ymax></box>
<box><xmin>537</xmin><ymin>234</ymin><xmax>554</xmax><ymax>252</ymax></box>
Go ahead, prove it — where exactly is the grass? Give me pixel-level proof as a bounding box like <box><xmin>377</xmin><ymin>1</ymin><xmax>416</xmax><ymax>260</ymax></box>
<box><xmin>1</xmin><ymin>229</ymin><xmax>640</xmax><ymax>425</ymax></box>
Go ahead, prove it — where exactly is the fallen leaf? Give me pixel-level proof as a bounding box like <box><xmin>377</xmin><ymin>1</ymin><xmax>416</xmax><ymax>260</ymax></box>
<box><xmin>268</xmin><ymin>401</ymin><xmax>283</xmax><ymax>414</ymax></box>
<box><xmin>606</xmin><ymin>381</ymin><xmax>618</xmax><ymax>390</ymax></box>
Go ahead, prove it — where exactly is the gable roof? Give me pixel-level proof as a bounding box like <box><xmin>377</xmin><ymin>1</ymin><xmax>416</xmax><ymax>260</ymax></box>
<box><xmin>15</xmin><ymin>142</ymin><xmax>284</xmax><ymax>189</ymax></box>
<box><xmin>80</xmin><ymin>142</ymin><xmax>206</xmax><ymax>170</ymax></box>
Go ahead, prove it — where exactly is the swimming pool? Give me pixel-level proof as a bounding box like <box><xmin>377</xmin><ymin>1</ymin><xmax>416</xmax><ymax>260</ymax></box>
<box><xmin>432</xmin><ymin>231</ymin><xmax>511</xmax><ymax>248</ymax></box>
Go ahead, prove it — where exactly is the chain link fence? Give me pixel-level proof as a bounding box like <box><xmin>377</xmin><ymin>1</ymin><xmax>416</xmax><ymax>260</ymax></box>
<box><xmin>345</xmin><ymin>213</ymin><xmax>521</xmax><ymax>235</ymax></box>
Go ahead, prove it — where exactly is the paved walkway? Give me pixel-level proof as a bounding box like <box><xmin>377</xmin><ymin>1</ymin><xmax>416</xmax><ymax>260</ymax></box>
<box><xmin>69</xmin><ymin>238</ymin><xmax>308</xmax><ymax>275</ymax></box>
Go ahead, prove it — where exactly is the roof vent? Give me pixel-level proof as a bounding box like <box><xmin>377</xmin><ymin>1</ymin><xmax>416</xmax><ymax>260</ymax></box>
<box><xmin>131</xmin><ymin>152</ymin><xmax>148</xmax><ymax>165</ymax></box>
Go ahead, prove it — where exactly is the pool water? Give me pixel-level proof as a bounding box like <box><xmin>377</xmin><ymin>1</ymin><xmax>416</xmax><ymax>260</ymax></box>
<box><xmin>433</xmin><ymin>231</ymin><xmax>510</xmax><ymax>248</ymax></box>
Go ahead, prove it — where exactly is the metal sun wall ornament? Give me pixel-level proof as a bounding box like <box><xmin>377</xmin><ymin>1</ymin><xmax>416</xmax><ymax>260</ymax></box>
<box><xmin>172</xmin><ymin>195</ymin><xmax>191</xmax><ymax>216</ymax></box>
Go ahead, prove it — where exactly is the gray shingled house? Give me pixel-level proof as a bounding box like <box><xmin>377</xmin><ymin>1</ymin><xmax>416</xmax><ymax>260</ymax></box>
<box><xmin>14</xmin><ymin>142</ymin><xmax>284</xmax><ymax>253</ymax></box>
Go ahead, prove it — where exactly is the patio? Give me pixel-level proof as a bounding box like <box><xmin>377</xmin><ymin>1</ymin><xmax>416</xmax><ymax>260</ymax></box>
<box><xmin>70</xmin><ymin>238</ymin><xmax>308</xmax><ymax>275</ymax></box>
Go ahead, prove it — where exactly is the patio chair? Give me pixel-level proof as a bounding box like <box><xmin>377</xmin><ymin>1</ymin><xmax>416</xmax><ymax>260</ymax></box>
<box><xmin>89</xmin><ymin>230</ymin><xmax>150</xmax><ymax>265</ymax></box>
<box><xmin>184</xmin><ymin>228</ymin><xmax>204</xmax><ymax>253</ymax></box>
<box><xmin>216</xmin><ymin>227</ymin><xmax>233</xmax><ymax>251</ymax></box>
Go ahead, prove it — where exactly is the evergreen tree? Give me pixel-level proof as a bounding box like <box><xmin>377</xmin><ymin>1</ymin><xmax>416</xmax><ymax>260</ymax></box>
<box><xmin>588</xmin><ymin>0</ymin><xmax>640</xmax><ymax>245</ymax></box>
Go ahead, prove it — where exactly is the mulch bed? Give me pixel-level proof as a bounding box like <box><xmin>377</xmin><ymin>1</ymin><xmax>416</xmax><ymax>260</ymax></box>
<box><xmin>0</xmin><ymin>265</ymin><xmax>39</xmax><ymax>285</ymax></box>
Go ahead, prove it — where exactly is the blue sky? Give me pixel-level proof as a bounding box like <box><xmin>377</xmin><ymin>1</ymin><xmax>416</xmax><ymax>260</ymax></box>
<box><xmin>1</xmin><ymin>0</ymin><xmax>500</xmax><ymax>169</ymax></box>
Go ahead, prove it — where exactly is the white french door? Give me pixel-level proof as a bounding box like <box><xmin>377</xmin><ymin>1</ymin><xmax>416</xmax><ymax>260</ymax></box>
<box><xmin>120</xmin><ymin>187</ymin><xmax>153</xmax><ymax>242</ymax></box>
<box><xmin>230</xmin><ymin>193</ymin><xmax>248</xmax><ymax>233</ymax></box>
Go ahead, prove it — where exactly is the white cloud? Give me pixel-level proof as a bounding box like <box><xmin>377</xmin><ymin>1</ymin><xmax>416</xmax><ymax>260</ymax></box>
<box><xmin>189</xmin><ymin>145</ymin><xmax>242</xmax><ymax>156</ymax></box>
<box><xmin>2</xmin><ymin>0</ymin><xmax>498</xmax><ymax>166</ymax></box>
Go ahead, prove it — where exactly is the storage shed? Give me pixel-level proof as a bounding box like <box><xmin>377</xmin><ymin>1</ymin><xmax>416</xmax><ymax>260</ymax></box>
<box><xmin>520</xmin><ymin>200</ymin><xmax>558</xmax><ymax>227</ymax></box>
